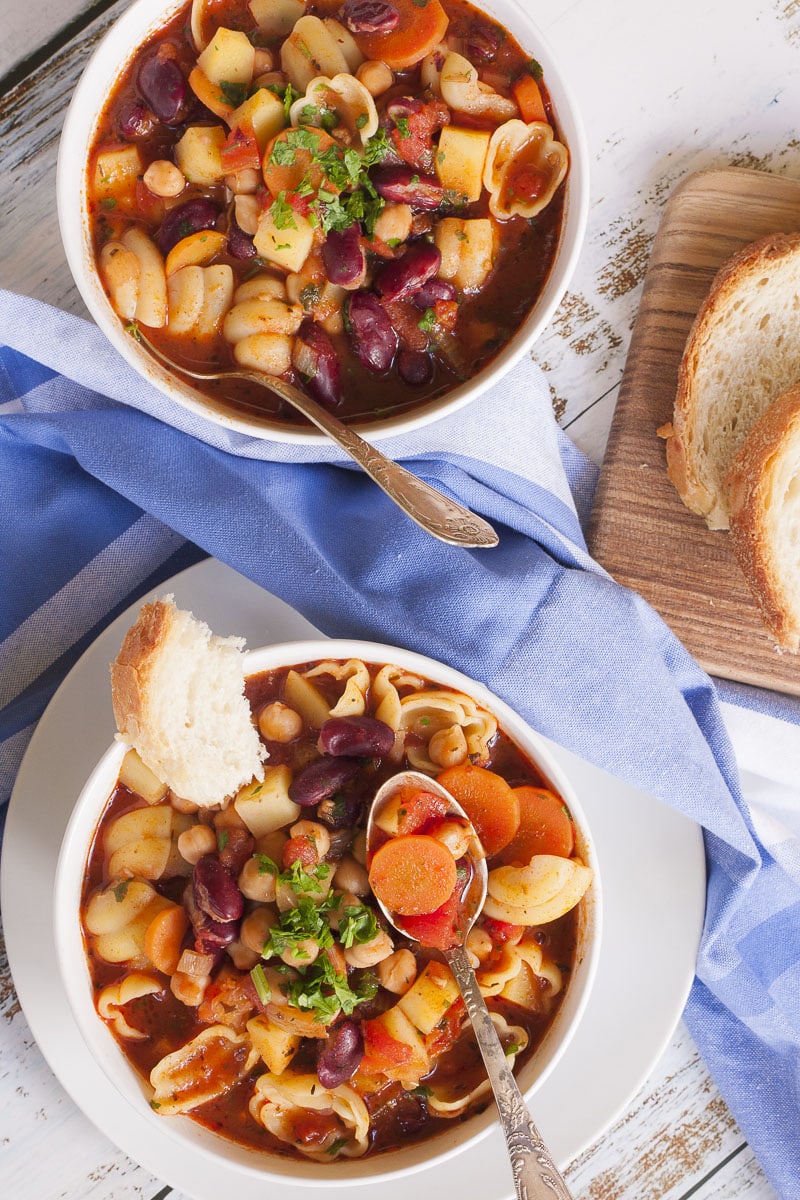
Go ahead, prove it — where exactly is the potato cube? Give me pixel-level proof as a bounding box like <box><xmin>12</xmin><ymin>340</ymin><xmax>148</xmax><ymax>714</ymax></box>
<box><xmin>118</xmin><ymin>748</ymin><xmax>168</xmax><ymax>804</ymax></box>
<box><xmin>253</xmin><ymin>207</ymin><xmax>315</xmax><ymax>273</ymax></box>
<box><xmin>283</xmin><ymin>669</ymin><xmax>329</xmax><ymax>728</ymax></box>
<box><xmin>247</xmin><ymin>1015</ymin><xmax>300</xmax><ymax>1074</ymax></box>
<box><xmin>197</xmin><ymin>27</ymin><xmax>255</xmax><ymax>88</ymax></box>
<box><xmin>230</xmin><ymin>88</ymin><xmax>287</xmax><ymax>153</ymax></box>
<box><xmin>398</xmin><ymin>961</ymin><xmax>460</xmax><ymax>1034</ymax></box>
<box><xmin>234</xmin><ymin>766</ymin><xmax>300</xmax><ymax>837</ymax></box>
<box><xmin>435</xmin><ymin>127</ymin><xmax>491</xmax><ymax>204</ymax></box>
<box><xmin>249</xmin><ymin>0</ymin><xmax>304</xmax><ymax>37</ymax></box>
<box><xmin>175</xmin><ymin>125</ymin><xmax>227</xmax><ymax>186</ymax></box>
<box><xmin>93</xmin><ymin>144</ymin><xmax>142</xmax><ymax>210</ymax></box>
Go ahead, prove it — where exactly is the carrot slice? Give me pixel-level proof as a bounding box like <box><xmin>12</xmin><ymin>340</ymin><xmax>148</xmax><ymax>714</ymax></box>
<box><xmin>144</xmin><ymin>904</ymin><xmax>189</xmax><ymax>975</ymax></box>
<box><xmin>354</xmin><ymin>0</ymin><xmax>450</xmax><ymax>70</ymax></box>
<box><xmin>512</xmin><ymin>74</ymin><xmax>547</xmax><ymax>124</ymax></box>
<box><xmin>188</xmin><ymin>67</ymin><xmax>234</xmax><ymax>121</ymax></box>
<box><xmin>435</xmin><ymin>764</ymin><xmax>520</xmax><ymax>857</ymax></box>
<box><xmin>369</xmin><ymin>834</ymin><xmax>457</xmax><ymax>916</ymax></box>
<box><xmin>500</xmin><ymin>785</ymin><xmax>575</xmax><ymax>864</ymax></box>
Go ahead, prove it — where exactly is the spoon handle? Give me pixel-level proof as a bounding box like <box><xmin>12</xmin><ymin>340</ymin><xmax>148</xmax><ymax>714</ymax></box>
<box><xmin>264</xmin><ymin>378</ymin><xmax>499</xmax><ymax>548</ymax></box>
<box><xmin>444</xmin><ymin>945</ymin><xmax>575</xmax><ymax>1200</ymax></box>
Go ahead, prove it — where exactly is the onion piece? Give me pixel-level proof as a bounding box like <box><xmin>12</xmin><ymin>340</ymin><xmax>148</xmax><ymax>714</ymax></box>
<box><xmin>177</xmin><ymin>948</ymin><xmax>215</xmax><ymax>977</ymax></box>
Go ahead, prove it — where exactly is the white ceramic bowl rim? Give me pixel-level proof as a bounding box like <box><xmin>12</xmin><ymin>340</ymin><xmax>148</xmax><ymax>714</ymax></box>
<box><xmin>56</xmin><ymin>0</ymin><xmax>589</xmax><ymax>445</ymax></box>
<box><xmin>54</xmin><ymin>638</ymin><xmax>601</xmax><ymax>1188</ymax></box>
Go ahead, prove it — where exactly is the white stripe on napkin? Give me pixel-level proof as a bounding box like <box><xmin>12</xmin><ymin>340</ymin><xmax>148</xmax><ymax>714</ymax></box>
<box><xmin>0</xmin><ymin>513</ymin><xmax>182</xmax><ymax>709</ymax></box>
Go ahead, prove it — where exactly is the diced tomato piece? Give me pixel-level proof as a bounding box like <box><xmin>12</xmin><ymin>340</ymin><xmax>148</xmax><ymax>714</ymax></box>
<box><xmin>135</xmin><ymin>178</ymin><xmax>164</xmax><ymax>224</ymax></box>
<box><xmin>506</xmin><ymin>163</ymin><xmax>549</xmax><ymax>204</ymax></box>
<box><xmin>434</xmin><ymin>299</ymin><xmax>459</xmax><ymax>331</ymax></box>
<box><xmin>391</xmin><ymin>100</ymin><xmax>449</xmax><ymax>173</ymax></box>
<box><xmin>361</xmin><ymin>1018</ymin><xmax>414</xmax><ymax>1073</ymax></box>
<box><xmin>395</xmin><ymin>789</ymin><xmax>449</xmax><ymax>835</ymax></box>
<box><xmin>282</xmin><ymin>835</ymin><xmax>318</xmax><ymax>869</ymax></box>
<box><xmin>401</xmin><ymin>889</ymin><xmax>462</xmax><ymax>950</ymax></box>
<box><xmin>220</xmin><ymin>122</ymin><xmax>261</xmax><ymax>174</ymax></box>
<box><xmin>481</xmin><ymin>917</ymin><xmax>524</xmax><ymax>946</ymax></box>
<box><xmin>424</xmin><ymin>996</ymin><xmax>465</xmax><ymax>1057</ymax></box>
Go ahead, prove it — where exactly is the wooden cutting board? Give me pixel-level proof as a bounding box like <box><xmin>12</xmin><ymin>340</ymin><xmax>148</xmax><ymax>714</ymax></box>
<box><xmin>588</xmin><ymin>167</ymin><xmax>800</xmax><ymax>695</ymax></box>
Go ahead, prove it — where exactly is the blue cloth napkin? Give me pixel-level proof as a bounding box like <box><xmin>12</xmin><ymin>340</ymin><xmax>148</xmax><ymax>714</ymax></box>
<box><xmin>2</xmin><ymin>290</ymin><xmax>798</xmax><ymax>1197</ymax></box>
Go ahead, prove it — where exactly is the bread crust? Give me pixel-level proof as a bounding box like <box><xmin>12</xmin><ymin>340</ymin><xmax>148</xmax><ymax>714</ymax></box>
<box><xmin>726</xmin><ymin>383</ymin><xmax>800</xmax><ymax>653</ymax></box>
<box><xmin>110</xmin><ymin>597</ymin><xmax>174</xmax><ymax>746</ymax></box>
<box><xmin>666</xmin><ymin>231</ymin><xmax>800</xmax><ymax>529</ymax></box>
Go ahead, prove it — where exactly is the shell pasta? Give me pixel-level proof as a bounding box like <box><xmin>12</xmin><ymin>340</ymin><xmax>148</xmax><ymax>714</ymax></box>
<box><xmin>79</xmin><ymin>655</ymin><xmax>591</xmax><ymax>1162</ymax></box>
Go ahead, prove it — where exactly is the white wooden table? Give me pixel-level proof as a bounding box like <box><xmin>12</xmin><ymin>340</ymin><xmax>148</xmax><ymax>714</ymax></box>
<box><xmin>1</xmin><ymin>0</ymin><xmax>795</xmax><ymax>1195</ymax></box>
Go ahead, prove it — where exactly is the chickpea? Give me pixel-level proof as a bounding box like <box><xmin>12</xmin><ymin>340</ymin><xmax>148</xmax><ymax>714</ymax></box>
<box><xmin>356</xmin><ymin>59</ymin><xmax>393</xmax><ymax>97</ymax></box>
<box><xmin>258</xmin><ymin>701</ymin><xmax>304</xmax><ymax>743</ymax></box>
<box><xmin>373</xmin><ymin>203</ymin><xmax>413</xmax><ymax>246</ymax></box>
<box><xmin>376</xmin><ymin>948</ymin><xmax>417</xmax><ymax>994</ymax></box>
<box><xmin>177</xmin><ymin>823</ymin><xmax>217</xmax><ymax>865</ymax></box>
<box><xmin>344</xmin><ymin>929</ymin><xmax>394</xmax><ymax>968</ymax></box>
<box><xmin>328</xmin><ymin>890</ymin><xmax>362</xmax><ymax>931</ymax></box>
<box><xmin>281</xmin><ymin>937</ymin><xmax>320</xmax><ymax>969</ymax></box>
<box><xmin>239</xmin><ymin>855</ymin><xmax>278</xmax><ymax>902</ymax></box>
<box><xmin>289</xmin><ymin>820</ymin><xmax>331</xmax><ymax>860</ymax></box>
<box><xmin>234</xmin><ymin>194</ymin><xmax>261</xmax><ymax>235</ymax></box>
<box><xmin>428</xmin><ymin>724</ymin><xmax>469</xmax><ymax>769</ymax></box>
<box><xmin>431</xmin><ymin>817</ymin><xmax>472</xmax><ymax>860</ymax></box>
<box><xmin>227</xmin><ymin>939</ymin><xmax>260</xmax><ymax>970</ymax></box>
<box><xmin>253</xmin><ymin>47</ymin><xmax>274</xmax><ymax>74</ymax></box>
<box><xmin>254</xmin><ymin>69</ymin><xmax>286</xmax><ymax>90</ymax></box>
<box><xmin>143</xmin><ymin>159</ymin><xmax>186</xmax><ymax>198</ymax></box>
<box><xmin>333</xmin><ymin>855</ymin><xmax>370</xmax><ymax>896</ymax></box>
<box><xmin>170</xmin><ymin>970</ymin><xmax>210</xmax><ymax>1007</ymax></box>
<box><xmin>241</xmin><ymin>905</ymin><xmax>277</xmax><ymax>954</ymax></box>
<box><xmin>351</xmin><ymin>829</ymin><xmax>368</xmax><ymax>866</ymax></box>
<box><xmin>225</xmin><ymin>166</ymin><xmax>262</xmax><ymax>196</ymax></box>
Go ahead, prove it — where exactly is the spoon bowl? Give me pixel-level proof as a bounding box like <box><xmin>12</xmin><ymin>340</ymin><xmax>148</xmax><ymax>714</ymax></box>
<box><xmin>367</xmin><ymin>769</ymin><xmax>576</xmax><ymax>1200</ymax></box>
<box><xmin>136</xmin><ymin>334</ymin><xmax>498</xmax><ymax>549</ymax></box>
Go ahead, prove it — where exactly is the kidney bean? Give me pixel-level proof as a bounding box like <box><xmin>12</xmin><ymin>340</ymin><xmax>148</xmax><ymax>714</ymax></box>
<box><xmin>193</xmin><ymin>855</ymin><xmax>244</xmax><ymax>923</ymax></box>
<box><xmin>137</xmin><ymin>54</ymin><xmax>187</xmax><ymax>124</ymax></box>
<box><xmin>322</xmin><ymin>223</ymin><xmax>366</xmax><ymax>288</ymax></box>
<box><xmin>316</xmin><ymin>1020</ymin><xmax>364</xmax><ymax>1088</ymax></box>
<box><xmin>374</xmin><ymin>242</ymin><xmax>441</xmax><ymax>303</ymax></box>
<box><xmin>184</xmin><ymin>885</ymin><xmax>238</xmax><ymax>955</ymax></box>
<box><xmin>397</xmin><ymin>348</ymin><xmax>434</xmax><ymax>387</ymax></box>
<box><xmin>344</xmin><ymin>292</ymin><xmax>398</xmax><ymax>373</ymax></box>
<box><xmin>341</xmin><ymin>0</ymin><xmax>400</xmax><ymax>34</ymax></box>
<box><xmin>466</xmin><ymin>23</ymin><xmax>503</xmax><ymax>64</ymax></box>
<box><xmin>116</xmin><ymin>99</ymin><xmax>156</xmax><ymax>140</ymax></box>
<box><xmin>325</xmin><ymin>826</ymin><xmax>357</xmax><ymax>859</ymax></box>
<box><xmin>227</xmin><ymin>215</ymin><xmax>257</xmax><ymax>260</ymax></box>
<box><xmin>316</xmin><ymin>794</ymin><xmax>361</xmax><ymax>831</ymax></box>
<box><xmin>385</xmin><ymin>96</ymin><xmax>424</xmax><ymax>124</ymax></box>
<box><xmin>371</xmin><ymin>166</ymin><xmax>444</xmax><ymax>211</ymax></box>
<box><xmin>293</xmin><ymin>320</ymin><xmax>342</xmax><ymax>408</ymax></box>
<box><xmin>319</xmin><ymin>716</ymin><xmax>395</xmax><ymax>758</ymax></box>
<box><xmin>218</xmin><ymin>826</ymin><xmax>255</xmax><ymax>876</ymax></box>
<box><xmin>289</xmin><ymin>756</ymin><xmax>361</xmax><ymax>806</ymax></box>
<box><xmin>157</xmin><ymin>198</ymin><xmax>220</xmax><ymax>255</ymax></box>
<box><xmin>412</xmin><ymin>278</ymin><xmax>458</xmax><ymax>308</ymax></box>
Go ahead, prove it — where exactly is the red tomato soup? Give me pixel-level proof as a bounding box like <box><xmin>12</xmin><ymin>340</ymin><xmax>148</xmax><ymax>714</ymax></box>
<box><xmin>88</xmin><ymin>0</ymin><xmax>568</xmax><ymax>426</ymax></box>
<box><xmin>79</xmin><ymin>658</ymin><xmax>591</xmax><ymax>1163</ymax></box>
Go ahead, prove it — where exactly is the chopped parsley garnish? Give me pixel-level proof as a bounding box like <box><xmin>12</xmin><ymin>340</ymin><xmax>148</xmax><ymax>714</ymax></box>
<box><xmin>528</xmin><ymin>58</ymin><xmax>544</xmax><ymax>81</ymax></box>
<box><xmin>266</xmin><ymin>81</ymin><xmax>299</xmax><ymax>121</ymax></box>
<box><xmin>262</xmin><ymin>895</ymin><xmax>335</xmax><ymax>958</ymax></box>
<box><xmin>219</xmin><ymin>80</ymin><xmax>248</xmax><ymax>107</ymax></box>
<box><xmin>284</xmin><ymin>955</ymin><xmax>378</xmax><ymax>1022</ymax></box>
<box><xmin>255</xmin><ymin>853</ymin><xmax>279</xmax><ymax>876</ymax></box>
<box><xmin>124</xmin><ymin>321</ymin><xmax>141</xmax><ymax>342</ymax></box>
<box><xmin>327</xmin><ymin>1137</ymin><xmax>349</xmax><ymax>1155</ymax></box>
<box><xmin>337</xmin><ymin>903</ymin><xmax>379</xmax><ymax>949</ymax></box>
<box><xmin>269</xmin><ymin>190</ymin><xmax>298</xmax><ymax>230</ymax></box>
<box><xmin>355</xmin><ymin>113</ymin><xmax>368</xmax><ymax>129</ymax></box>
<box><xmin>394</xmin><ymin>116</ymin><xmax>411</xmax><ymax>139</ymax></box>
<box><xmin>418</xmin><ymin>307</ymin><xmax>437</xmax><ymax>333</ymax></box>
<box><xmin>505</xmin><ymin>1041</ymin><xmax>521</xmax><ymax>1056</ymax></box>
<box><xmin>113</xmin><ymin>881</ymin><xmax>130</xmax><ymax>902</ymax></box>
<box><xmin>270</xmin><ymin>139</ymin><xmax>297</xmax><ymax>166</ymax></box>
<box><xmin>280</xmin><ymin>857</ymin><xmax>332</xmax><ymax>892</ymax></box>
<box><xmin>217</xmin><ymin>829</ymin><xmax>229</xmax><ymax>852</ymax></box>
<box><xmin>250</xmin><ymin>963</ymin><xmax>272</xmax><ymax>1005</ymax></box>
<box><xmin>100</xmin><ymin>197</ymin><xmax>117</xmax><ymax>210</ymax></box>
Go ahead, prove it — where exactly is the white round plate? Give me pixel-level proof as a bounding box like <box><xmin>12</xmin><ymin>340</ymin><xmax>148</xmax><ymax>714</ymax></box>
<box><xmin>1</xmin><ymin>557</ymin><xmax>705</xmax><ymax>1199</ymax></box>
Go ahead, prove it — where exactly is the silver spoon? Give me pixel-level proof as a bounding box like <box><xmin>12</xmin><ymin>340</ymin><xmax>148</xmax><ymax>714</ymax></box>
<box><xmin>137</xmin><ymin>334</ymin><xmax>498</xmax><ymax>549</ymax></box>
<box><xmin>367</xmin><ymin>770</ymin><xmax>575</xmax><ymax>1200</ymax></box>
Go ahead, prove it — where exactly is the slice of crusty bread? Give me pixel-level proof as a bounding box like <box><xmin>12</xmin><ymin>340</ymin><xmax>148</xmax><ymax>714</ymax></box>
<box><xmin>726</xmin><ymin>385</ymin><xmax>800</xmax><ymax>653</ymax></box>
<box><xmin>665</xmin><ymin>231</ymin><xmax>800</xmax><ymax>530</ymax></box>
<box><xmin>110</xmin><ymin>596</ymin><xmax>266</xmax><ymax>806</ymax></box>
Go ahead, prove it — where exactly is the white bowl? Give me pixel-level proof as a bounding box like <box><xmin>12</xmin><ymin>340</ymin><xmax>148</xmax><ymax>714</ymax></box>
<box><xmin>54</xmin><ymin>638</ymin><xmax>601</xmax><ymax>1187</ymax></box>
<box><xmin>57</xmin><ymin>0</ymin><xmax>589</xmax><ymax>445</ymax></box>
